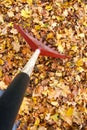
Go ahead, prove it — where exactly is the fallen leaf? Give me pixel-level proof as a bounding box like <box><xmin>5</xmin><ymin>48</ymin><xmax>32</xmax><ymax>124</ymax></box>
<box><xmin>34</xmin><ymin>117</ymin><xmax>40</xmax><ymax>126</ymax></box>
<box><xmin>71</xmin><ymin>45</ymin><xmax>78</xmax><ymax>52</ymax></box>
<box><xmin>35</xmin><ymin>25</ymin><xmax>41</xmax><ymax>31</ymax></box>
<box><xmin>10</xmin><ymin>28</ymin><xmax>18</xmax><ymax>34</ymax></box>
<box><xmin>51</xmin><ymin>101</ymin><xmax>58</xmax><ymax>106</ymax></box>
<box><xmin>57</xmin><ymin>42</ymin><xmax>64</xmax><ymax>53</ymax></box>
<box><xmin>51</xmin><ymin>113</ymin><xmax>58</xmax><ymax>122</ymax></box>
<box><xmin>63</xmin><ymin>9</ymin><xmax>68</xmax><ymax>17</ymax></box>
<box><xmin>21</xmin><ymin>9</ymin><xmax>31</xmax><ymax>18</ymax></box>
<box><xmin>27</xmin><ymin>0</ymin><xmax>32</xmax><ymax>5</ymax></box>
<box><xmin>76</xmin><ymin>67</ymin><xmax>84</xmax><ymax>73</ymax></box>
<box><xmin>7</xmin><ymin>11</ymin><xmax>14</xmax><ymax>17</ymax></box>
<box><xmin>0</xmin><ymin>69</ymin><xmax>3</xmax><ymax>77</ymax></box>
<box><xmin>78</xmin><ymin>33</ymin><xmax>85</xmax><ymax>38</ymax></box>
<box><xmin>66</xmin><ymin>107</ymin><xmax>74</xmax><ymax>117</ymax></box>
<box><xmin>46</xmin><ymin>32</ymin><xmax>54</xmax><ymax>39</ymax></box>
<box><xmin>0</xmin><ymin>59</ymin><xmax>4</xmax><ymax>65</ymax></box>
<box><xmin>0</xmin><ymin>14</ymin><xmax>4</xmax><ymax>23</ymax></box>
<box><xmin>45</xmin><ymin>5</ymin><xmax>52</xmax><ymax>11</ymax></box>
<box><xmin>58</xmin><ymin>107</ymin><xmax>73</xmax><ymax>125</ymax></box>
<box><xmin>57</xmin><ymin>16</ymin><xmax>64</xmax><ymax>22</ymax></box>
<box><xmin>12</xmin><ymin>41</ymin><xmax>21</xmax><ymax>52</ymax></box>
<box><xmin>76</xmin><ymin>59</ymin><xmax>83</xmax><ymax>67</ymax></box>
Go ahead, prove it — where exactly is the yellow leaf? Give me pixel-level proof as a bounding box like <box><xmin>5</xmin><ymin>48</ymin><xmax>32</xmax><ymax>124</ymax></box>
<box><xmin>83</xmin><ymin>58</ymin><xmax>87</xmax><ymax>62</ymax></box>
<box><xmin>21</xmin><ymin>9</ymin><xmax>31</xmax><ymax>18</ymax></box>
<box><xmin>0</xmin><ymin>69</ymin><xmax>2</xmax><ymax>77</ymax></box>
<box><xmin>51</xmin><ymin>101</ymin><xmax>58</xmax><ymax>106</ymax></box>
<box><xmin>76</xmin><ymin>67</ymin><xmax>84</xmax><ymax>72</ymax></box>
<box><xmin>56</xmin><ymin>33</ymin><xmax>62</xmax><ymax>40</ymax></box>
<box><xmin>2</xmin><ymin>0</ymin><xmax>13</xmax><ymax>5</ymax></box>
<box><xmin>76</xmin><ymin>75</ymin><xmax>81</xmax><ymax>81</ymax></box>
<box><xmin>66</xmin><ymin>62</ymin><xmax>71</xmax><ymax>67</ymax></box>
<box><xmin>57</xmin><ymin>16</ymin><xmax>64</xmax><ymax>22</ymax></box>
<box><xmin>45</xmin><ymin>5</ymin><xmax>52</xmax><ymax>11</ymax></box>
<box><xmin>0</xmin><ymin>59</ymin><xmax>4</xmax><ymax>65</ymax></box>
<box><xmin>62</xmin><ymin>1</ymin><xmax>69</xmax><ymax>8</ymax></box>
<box><xmin>83</xmin><ymin>22</ymin><xmax>87</xmax><ymax>27</ymax></box>
<box><xmin>71</xmin><ymin>45</ymin><xmax>78</xmax><ymax>52</ymax></box>
<box><xmin>76</xmin><ymin>59</ymin><xmax>83</xmax><ymax>67</ymax></box>
<box><xmin>47</xmin><ymin>32</ymin><xmax>54</xmax><ymax>39</ymax></box>
<box><xmin>51</xmin><ymin>113</ymin><xmax>58</xmax><ymax>122</ymax></box>
<box><xmin>42</xmin><ymin>90</ymin><xmax>48</xmax><ymax>96</ymax></box>
<box><xmin>34</xmin><ymin>117</ymin><xmax>40</xmax><ymax>126</ymax></box>
<box><xmin>66</xmin><ymin>107</ymin><xmax>74</xmax><ymax>117</ymax></box>
<box><xmin>27</xmin><ymin>0</ymin><xmax>32</xmax><ymax>5</ymax></box>
<box><xmin>78</xmin><ymin>0</ymin><xmax>82</xmax><ymax>2</ymax></box>
<box><xmin>42</xmin><ymin>23</ymin><xmax>49</xmax><ymax>28</ymax></box>
<box><xmin>57</xmin><ymin>42</ymin><xmax>64</xmax><ymax>53</ymax></box>
<box><xmin>32</xmin><ymin>97</ymin><xmax>37</xmax><ymax>104</ymax></box>
<box><xmin>58</xmin><ymin>107</ymin><xmax>72</xmax><ymax>125</ymax></box>
<box><xmin>9</xmin><ymin>22</ymin><xmax>13</xmax><ymax>27</ymax></box>
<box><xmin>78</xmin><ymin>33</ymin><xmax>85</xmax><ymax>38</ymax></box>
<box><xmin>35</xmin><ymin>25</ymin><xmax>41</xmax><ymax>31</ymax></box>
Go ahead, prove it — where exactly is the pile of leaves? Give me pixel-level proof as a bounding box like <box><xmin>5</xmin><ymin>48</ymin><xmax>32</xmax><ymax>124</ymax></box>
<box><xmin>0</xmin><ymin>0</ymin><xmax>87</xmax><ymax>129</ymax></box>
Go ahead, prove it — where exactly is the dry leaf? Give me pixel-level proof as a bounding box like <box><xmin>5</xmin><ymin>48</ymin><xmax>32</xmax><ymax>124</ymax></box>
<box><xmin>57</xmin><ymin>16</ymin><xmax>64</xmax><ymax>22</ymax></box>
<box><xmin>76</xmin><ymin>59</ymin><xmax>83</xmax><ymax>67</ymax></box>
<box><xmin>10</xmin><ymin>28</ymin><xmax>18</xmax><ymax>34</ymax></box>
<box><xmin>45</xmin><ymin>5</ymin><xmax>52</xmax><ymax>11</ymax></box>
<box><xmin>0</xmin><ymin>69</ymin><xmax>3</xmax><ymax>77</ymax></box>
<box><xmin>0</xmin><ymin>59</ymin><xmax>4</xmax><ymax>65</ymax></box>
<box><xmin>35</xmin><ymin>25</ymin><xmax>41</xmax><ymax>31</ymax></box>
<box><xmin>51</xmin><ymin>113</ymin><xmax>58</xmax><ymax>122</ymax></box>
<box><xmin>63</xmin><ymin>9</ymin><xmax>68</xmax><ymax>17</ymax></box>
<box><xmin>38</xmin><ymin>126</ymin><xmax>47</xmax><ymax>130</ymax></box>
<box><xmin>34</xmin><ymin>117</ymin><xmax>40</xmax><ymax>126</ymax></box>
<box><xmin>57</xmin><ymin>42</ymin><xmax>64</xmax><ymax>53</ymax></box>
<box><xmin>21</xmin><ymin>9</ymin><xmax>31</xmax><ymax>18</ymax></box>
<box><xmin>0</xmin><ymin>14</ymin><xmax>4</xmax><ymax>23</ymax></box>
<box><xmin>46</xmin><ymin>32</ymin><xmax>54</xmax><ymax>39</ymax></box>
<box><xmin>27</xmin><ymin>0</ymin><xmax>32</xmax><ymax>5</ymax></box>
<box><xmin>66</xmin><ymin>107</ymin><xmax>74</xmax><ymax>117</ymax></box>
<box><xmin>58</xmin><ymin>107</ymin><xmax>73</xmax><ymax>125</ymax></box>
<box><xmin>51</xmin><ymin>101</ymin><xmax>58</xmax><ymax>106</ymax></box>
<box><xmin>78</xmin><ymin>33</ymin><xmax>85</xmax><ymax>38</ymax></box>
<box><xmin>71</xmin><ymin>45</ymin><xmax>78</xmax><ymax>52</ymax></box>
<box><xmin>7</xmin><ymin>11</ymin><xmax>14</xmax><ymax>17</ymax></box>
<box><xmin>12</xmin><ymin>41</ymin><xmax>21</xmax><ymax>52</ymax></box>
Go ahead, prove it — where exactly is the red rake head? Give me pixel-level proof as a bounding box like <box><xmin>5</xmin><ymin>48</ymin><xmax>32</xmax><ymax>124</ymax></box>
<box><xmin>14</xmin><ymin>24</ymin><xmax>69</xmax><ymax>59</ymax></box>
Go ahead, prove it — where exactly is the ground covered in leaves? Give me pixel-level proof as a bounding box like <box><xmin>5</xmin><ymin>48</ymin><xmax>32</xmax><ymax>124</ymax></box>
<box><xmin>0</xmin><ymin>0</ymin><xmax>87</xmax><ymax>130</ymax></box>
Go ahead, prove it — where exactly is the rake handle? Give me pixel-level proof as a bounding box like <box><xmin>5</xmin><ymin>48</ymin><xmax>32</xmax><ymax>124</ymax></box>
<box><xmin>0</xmin><ymin>72</ymin><xmax>29</xmax><ymax>130</ymax></box>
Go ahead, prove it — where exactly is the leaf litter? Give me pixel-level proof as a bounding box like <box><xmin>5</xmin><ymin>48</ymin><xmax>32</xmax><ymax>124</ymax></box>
<box><xmin>0</xmin><ymin>0</ymin><xmax>87</xmax><ymax>129</ymax></box>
